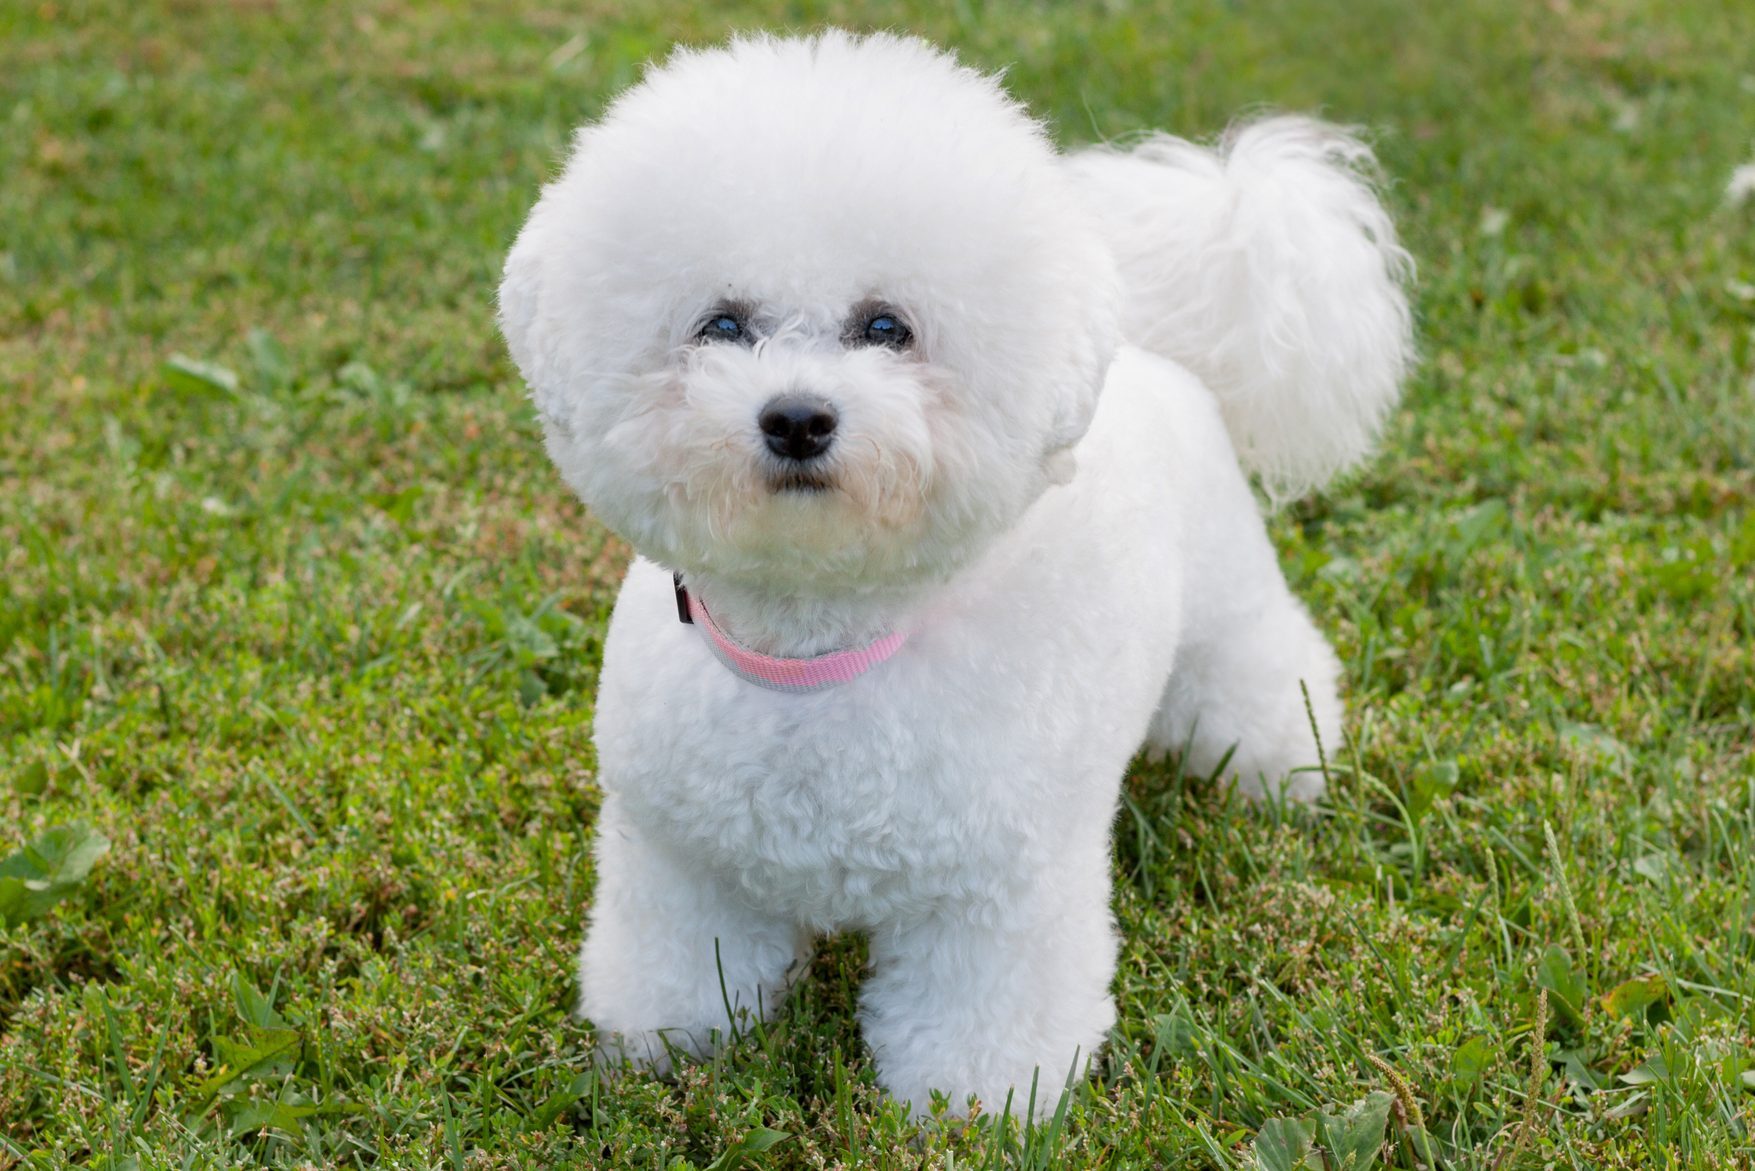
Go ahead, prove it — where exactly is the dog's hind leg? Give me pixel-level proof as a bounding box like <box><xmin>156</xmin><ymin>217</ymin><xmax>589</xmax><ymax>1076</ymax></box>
<box><xmin>578</xmin><ymin>798</ymin><xmax>810</xmax><ymax>1072</ymax></box>
<box><xmin>1145</xmin><ymin>582</ymin><xmax>1340</xmax><ymax>803</ymax></box>
<box><xmin>1143</xmin><ymin>378</ymin><xmax>1342</xmax><ymax>802</ymax></box>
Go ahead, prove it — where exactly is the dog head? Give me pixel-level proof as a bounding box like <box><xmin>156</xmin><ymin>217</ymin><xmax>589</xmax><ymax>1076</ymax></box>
<box><xmin>500</xmin><ymin>31</ymin><xmax>1119</xmax><ymax>594</ymax></box>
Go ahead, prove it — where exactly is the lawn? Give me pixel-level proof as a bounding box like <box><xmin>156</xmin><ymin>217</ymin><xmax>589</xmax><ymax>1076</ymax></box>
<box><xmin>2</xmin><ymin>0</ymin><xmax>1753</xmax><ymax>1167</ymax></box>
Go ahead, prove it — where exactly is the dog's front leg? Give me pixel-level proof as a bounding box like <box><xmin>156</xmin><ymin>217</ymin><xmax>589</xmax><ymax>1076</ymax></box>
<box><xmin>859</xmin><ymin>856</ymin><xmax>1119</xmax><ymax>1119</ymax></box>
<box><xmin>578</xmin><ymin>798</ymin><xmax>809</xmax><ymax>1072</ymax></box>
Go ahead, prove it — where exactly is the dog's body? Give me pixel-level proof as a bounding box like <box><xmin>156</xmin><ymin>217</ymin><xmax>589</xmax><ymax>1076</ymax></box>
<box><xmin>499</xmin><ymin>31</ymin><xmax>1411</xmax><ymax>1116</ymax></box>
<box><xmin>586</xmin><ymin>354</ymin><xmax>1336</xmax><ymax>1110</ymax></box>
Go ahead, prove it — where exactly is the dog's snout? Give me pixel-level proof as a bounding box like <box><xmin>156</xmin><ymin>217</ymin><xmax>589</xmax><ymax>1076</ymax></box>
<box><xmin>758</xmin><ymin>395</ymin><xmax>838</xmax><ymax>461</ymax></box>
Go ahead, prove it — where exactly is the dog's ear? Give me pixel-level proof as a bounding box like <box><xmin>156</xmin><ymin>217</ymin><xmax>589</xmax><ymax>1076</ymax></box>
<box><xmin>1038</xmin><ymin>242</ymin><xmax>1122</xmax><ymax>484</ymax></box>
<box><xmin>501</xmin><ymin>122</ymin><xmax>604</xmax><ymax>406</ymax></box>
<box><xmin>498</xmin><ymin>198</ymin><xmax>553</xmax><ymax>397</ymax></box>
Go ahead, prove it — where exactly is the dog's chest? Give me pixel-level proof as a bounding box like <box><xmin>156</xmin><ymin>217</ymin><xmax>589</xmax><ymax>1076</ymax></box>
<box><xmin>602</xmin><ymin>669</ymin><xmax>1022</xmax><ymax>926</ymax></box>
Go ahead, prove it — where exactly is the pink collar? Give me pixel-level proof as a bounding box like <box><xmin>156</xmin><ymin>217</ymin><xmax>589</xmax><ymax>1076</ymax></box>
<box><xmin>674</xmin><ymin>574</ymin><xmax>908</xmax><ymax>693</ymax></box>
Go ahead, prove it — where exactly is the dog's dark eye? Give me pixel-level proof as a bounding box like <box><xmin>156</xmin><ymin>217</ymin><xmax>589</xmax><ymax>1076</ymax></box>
<box><xmin>857</xmin><ymin>311</ymin><xmax>912</xmax><ymax>349</ymax></box>
<box><xmin>698</xmin><ymin>314</ymin><xmax>746</xmax><ymax>343</ymax></box>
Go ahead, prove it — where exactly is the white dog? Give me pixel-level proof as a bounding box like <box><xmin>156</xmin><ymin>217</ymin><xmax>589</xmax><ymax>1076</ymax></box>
<box><xmin>498</xmin><ymin>30</ymin><xmax>1412</xmax><ymax>1118</ymax></box>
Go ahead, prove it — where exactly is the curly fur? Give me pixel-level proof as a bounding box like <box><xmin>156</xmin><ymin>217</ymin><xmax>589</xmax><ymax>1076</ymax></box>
<box><xmin>498</xmin><ymin>29</ymin><xmax>1413</xmax><ymax>1118</ymax></box>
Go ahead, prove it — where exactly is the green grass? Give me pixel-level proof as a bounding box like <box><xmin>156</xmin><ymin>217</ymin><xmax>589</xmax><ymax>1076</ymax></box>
<box><xmin>3</xmin><ymin>0</ymin><xmax>1753</xmax><ymax>1166</ymax></box>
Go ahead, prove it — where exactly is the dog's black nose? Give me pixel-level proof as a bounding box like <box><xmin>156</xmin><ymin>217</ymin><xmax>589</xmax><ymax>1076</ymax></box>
<box><xmin>758</xmin><ymin>395</ymin><xmax>838</xmax><ymax>461</ymax></box>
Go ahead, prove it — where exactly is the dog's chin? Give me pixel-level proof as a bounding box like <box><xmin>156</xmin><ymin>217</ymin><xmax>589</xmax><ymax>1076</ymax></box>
<box><xmin>766</xmin><ymin>468</ymin><xmax>834</xmax><ymax>495</ymax></box>
<box><xmin>661</xmin><ymin>470</ymin><xmax>936</xmax><ymax>591</ymax></box>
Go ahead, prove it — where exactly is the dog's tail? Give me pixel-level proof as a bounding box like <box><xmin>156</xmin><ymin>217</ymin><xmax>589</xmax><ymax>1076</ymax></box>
<box><xmin>1065</xmin><ymin>116</ymin><xmax>1414</xmax><ymax>501</ymax></box>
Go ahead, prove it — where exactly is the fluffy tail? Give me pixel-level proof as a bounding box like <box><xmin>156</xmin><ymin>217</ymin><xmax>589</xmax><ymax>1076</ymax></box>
<box><xmin>1065</xmin><ymin>116</ymin><xmax>1415</xmax><ymax>501</ymax></box>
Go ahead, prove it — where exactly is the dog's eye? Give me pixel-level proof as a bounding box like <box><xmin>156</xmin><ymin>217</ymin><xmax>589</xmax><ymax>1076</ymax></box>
<box><xmin>856</xmin><ymin>311</ymin><xmax>912</xmax><ymax>349</ymax></box>
<box><xmin>698</xmin><ymin>314</ymin><xmax>746</xmax><ymax>343</ymax></box>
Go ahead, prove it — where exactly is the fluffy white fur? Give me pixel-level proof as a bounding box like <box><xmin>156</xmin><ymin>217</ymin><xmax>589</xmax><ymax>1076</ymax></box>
<box><xmin>499</xmin><ymin>30</ymin><xmax>1412</xmax><ymax>1118</ymax></box>
<box><xmin>1066</xmin><ymin>120</ymin><xmax>1414</xmax><ymax>501</ymax></box>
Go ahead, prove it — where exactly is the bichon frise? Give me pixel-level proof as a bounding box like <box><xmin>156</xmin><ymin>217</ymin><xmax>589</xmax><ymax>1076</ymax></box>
<box><xmin>498</xmin><ymin>30</ymin><xmax>1412</xmax><ymax>1118</ymax></box>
